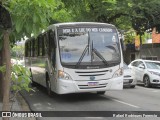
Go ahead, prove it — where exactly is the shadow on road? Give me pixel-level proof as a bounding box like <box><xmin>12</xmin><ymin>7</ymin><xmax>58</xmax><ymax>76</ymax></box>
<box><xmin>27</xmin><ymin>83</ymin><xmax>112</xmax><ymax>103</ymax></box>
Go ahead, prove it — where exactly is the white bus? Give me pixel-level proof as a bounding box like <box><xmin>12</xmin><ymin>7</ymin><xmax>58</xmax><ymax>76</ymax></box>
<box><xmin>25</xmin><ymin>22</ymin><xmax>123</xmax><ymax>95</ymax></box>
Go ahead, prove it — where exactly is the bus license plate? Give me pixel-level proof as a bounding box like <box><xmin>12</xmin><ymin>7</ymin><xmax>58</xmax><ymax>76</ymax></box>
<box><xmin>88</xmin><ymin>82</ymin><xmax>99</xmax><ymax>87</ymax></box>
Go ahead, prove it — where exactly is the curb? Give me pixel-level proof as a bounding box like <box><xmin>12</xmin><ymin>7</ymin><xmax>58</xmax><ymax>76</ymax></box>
<box><xmin>18</xmin><ymin>92</ymin><xmax>37</xmax><ymax>120</ymax></box>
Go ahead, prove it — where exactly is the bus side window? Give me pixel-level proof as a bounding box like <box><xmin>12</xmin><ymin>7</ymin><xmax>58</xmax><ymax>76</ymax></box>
<box><xmin>34</xmin><ymin>38</ymin><xmax>38</xmax><ymax>57</ymax></box>
<box><xmin>28</xmin><ymin>41</ymin><xmax>31</xmax><ymax>57</ymax></box>
<box><xmin>31</xmin><ymin>38</ymin><xmax>35</xmax><ymax>57</ymax></box>
<box><xmin>43</xmin><ymin>34</ymin><xmax>48</xmax><ymax>56</ymax></box>
<box><xmin>38</xmin><ymin>35</ymin><xmax>45</xmax><ymax>56</ymax></box>
<box><xmin>38</xmin><ymin>36</ymin><xmax>41</xmax><ymax>56</ymax></box>
<box><xmin>42</xmin><ymin>35</ymin><xmax>45</xmax><ymax>56</ymax></box>
<box><xmin>33</xmin><ymin>38</ymin><xmax>35</xmax><ymax>57</ymax></box>
<box><xmin>25</xmin><ymin>42</ymin><xmax>28</xmax><ymax>57</ymax></box>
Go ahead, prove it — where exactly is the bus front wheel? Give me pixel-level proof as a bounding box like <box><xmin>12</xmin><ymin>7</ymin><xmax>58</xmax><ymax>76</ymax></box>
<box><xmin>46</xmin><ymin>75</ymin><xmax>52</xmax><ymax>96</ymax></box>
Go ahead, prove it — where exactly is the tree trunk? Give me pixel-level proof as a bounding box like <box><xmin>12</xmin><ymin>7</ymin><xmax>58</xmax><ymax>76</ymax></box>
<box><xmin>0</xmin><ymin>50</ymin><xmax>3</xmax><ymax>101</ymax></box>
<box><xmin>2</xmin><ymin>30</ymin><xmax>11</xmax><ymax>120</ymax></box>
<box><xmin>139</xmin><ymin>34</ymin><xmax>142</xmax><ymax>58</ymax></box>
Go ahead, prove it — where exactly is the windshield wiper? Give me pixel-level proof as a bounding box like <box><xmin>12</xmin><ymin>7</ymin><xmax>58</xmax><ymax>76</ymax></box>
<box><xmin>76</xmin><ymin>33</ymin><xmax>109</xmax><ymax>68</ymax></box>
<box><xmin>92</xmin><ymin>47</ymin><xmax>109</xmax><ymax>66</ymax></box>
<box><xmin>76</xmin><ymin>32</ymin><xmax>90</xmax><ymax>68</ymax></box>
<box><xmin>75</xmin><ymin>45</ymin><xmax>89</xmax><ymax>68</ymax></box>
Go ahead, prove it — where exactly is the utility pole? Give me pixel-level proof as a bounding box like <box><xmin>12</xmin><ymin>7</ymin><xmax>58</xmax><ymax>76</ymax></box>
<box><xmin>139</xmin><ymin>33</ymin><xmax>142</xmax><ymax>59</ymax></box>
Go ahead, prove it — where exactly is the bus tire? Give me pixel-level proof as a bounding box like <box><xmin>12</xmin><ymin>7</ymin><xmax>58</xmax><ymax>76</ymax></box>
<box><xmin>46</xmin><ymin>74</ymin><xmax>52</xmax><ymax>96</ymax></box>
<box><xmin>97</xmin><ymin>91</ymin><xmax>106</xmax><ymax>95</ymax></box>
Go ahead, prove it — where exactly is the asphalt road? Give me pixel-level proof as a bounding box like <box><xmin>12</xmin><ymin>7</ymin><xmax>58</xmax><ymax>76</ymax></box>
<box><xmin>20</xmin><ymin>84</ymin><xmax>160</xmax><ymax>120</ymax></box>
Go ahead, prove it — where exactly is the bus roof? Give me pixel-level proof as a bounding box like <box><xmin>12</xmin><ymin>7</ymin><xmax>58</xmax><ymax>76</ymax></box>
<box><xmin>48</xmin><ymin>22</ymin><xmax>115</xmax><ymax>29</ymax></box>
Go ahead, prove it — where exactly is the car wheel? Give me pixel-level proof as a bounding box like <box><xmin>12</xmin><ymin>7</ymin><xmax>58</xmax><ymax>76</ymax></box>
<box><xmin>97</xmin><ymin>91</ymin><xmax>106</xmax><ymax>95</ymax></box>
<box><xmin>46</xmin><ymin>75</ymin><xmax>52</xmax><ymax>96</ymax></box>
<box><xmin>143</xmin><ymin>75</ymin><xmax>151</xmax><ymax>88</ymax></box>
<box><xmin>130</xmin><ymin>85</ymin><xmax>135</xmax><ymax>88</ymax></box>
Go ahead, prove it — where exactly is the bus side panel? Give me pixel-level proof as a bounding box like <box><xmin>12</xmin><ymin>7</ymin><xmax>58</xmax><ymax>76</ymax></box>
<box><xmin>46</xmin><ymin>58</ymin><xmax>58</xmax><ymax>93</ymax></box>
<box><xmin>25</xmin><ymin>57</ymin><xmax>31</xmax><ymax>71</ymax></box>
<box><xmin>31</xmin><ymin>56</ymin><xmax>46</xmax><ymax>87</ymax></box>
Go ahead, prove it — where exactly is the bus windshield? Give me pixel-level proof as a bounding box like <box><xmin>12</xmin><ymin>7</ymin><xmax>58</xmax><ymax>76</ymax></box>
<box><xmin>58</xmin><ymin>27</ymin><xmax>120</xmax><ymax>68</ymax></box>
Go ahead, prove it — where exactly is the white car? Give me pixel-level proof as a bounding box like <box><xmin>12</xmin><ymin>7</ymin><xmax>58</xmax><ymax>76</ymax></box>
<box><xmin>123</xmin><ymin>62</ymin><xmax>136</xmax><ymax>88</ymax></box>
<box><xmin>128</xmin><ymin>59</ymin><xmax>160</xmax><ymax>87</ymax></box>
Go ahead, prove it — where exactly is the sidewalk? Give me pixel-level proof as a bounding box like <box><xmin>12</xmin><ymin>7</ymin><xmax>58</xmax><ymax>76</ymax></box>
<box><xmin>0</xmin><ymin>93</ymin><xmax>36</xmax><ymax>120</ymax></box>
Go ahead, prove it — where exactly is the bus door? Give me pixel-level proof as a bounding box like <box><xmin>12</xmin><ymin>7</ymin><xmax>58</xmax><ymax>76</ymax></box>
<box><xmin>48</xmin><ymin>30</ymin><xmax>57</xmax><ymax>91</ymax></box>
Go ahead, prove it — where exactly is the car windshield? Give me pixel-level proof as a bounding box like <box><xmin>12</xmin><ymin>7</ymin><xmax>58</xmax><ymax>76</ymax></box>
<box><xmin>58</xmin><ymin>27</ymin><xmax>121</xmax><ymax>68</ymax></box>
<box><xmin>145</xmin><ymin>62</ymin><xmax>160</xmax><ymax>69</ymax></box>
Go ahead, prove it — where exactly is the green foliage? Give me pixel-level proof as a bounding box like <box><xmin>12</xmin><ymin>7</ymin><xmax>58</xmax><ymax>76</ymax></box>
<box><xmin>11</xmin><ymin>64</ymin><xmax>32</xmax><ymax>92</ymax></box>
<box><xmin>0</xmin><ymin>65</ymin><xmax>6</xmax><ymax>72</ymax></box>
<box><xmin>2</xmin><ymin>0</ymin><xmax>59</xmax><ymax>42</ymax></box>
<box><xmin>124</xmin><ymin>30</ymin><xmax>136</xmax><ymax>44</ymax></box>
<box><xmin>11</xmin><ymin>44</ymin><xmax>24</xmax><ymax>58</ymax></box>
<box><xmin>0</xmin><ymin>0</ymin><xmax>160</xmax><ymax>44</ymax></box>
<box><xmin>130</xmin><ymin>0</ymin><xmax>160</xmax><ymax>34</ymax></box>
<box><xmin>52</xmin><ymin>8</ymin><xmax>73</xmax><ymax>22</ymax></box>
<box><xmin>0</xmin><ymin>63</ymin><xmax>32</xmax><ymax>93</ymax></box>
<box><xmin>62</xmin><ymin>0</ymin><xmax>160</xmax><ymax>33</ymax></box>
<box><xmin>61</xmin><ymin>0</ymin><xmax>130</xmax><ymax>26</ymax></box>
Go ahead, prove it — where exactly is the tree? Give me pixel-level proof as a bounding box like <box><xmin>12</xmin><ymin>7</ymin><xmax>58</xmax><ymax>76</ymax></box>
<box><xmin>0</xmin><ymin>4</ymin><xmax>12</xmax><ymax>120</ymax></box>
<box><xmin>11</xmin><ymin>44</ymin><xmax>24</xmax><ymax>59</ymax></box>
<box><xmin>61</xmin><ymin>0</ymin><xmax>132</xmax><ymax>29</ymax></box>
<box><xmin>0</xmin><ymin>0</ymin><xmax>63</xmax><ymax>118</ymax></box>
<box><xmin>62</xmin><ymin>0</ymin><xmax>160</xmax><ymax>58</ymax></box>
<box><xmin>61</xmin><ymin>0</ymin><xmax>160</xmax><ymax>31</ymax></box>
<box><xmin>0</xmin><ymin>46</ymin><xmax>3</xmax><ymax>100</ymax></box>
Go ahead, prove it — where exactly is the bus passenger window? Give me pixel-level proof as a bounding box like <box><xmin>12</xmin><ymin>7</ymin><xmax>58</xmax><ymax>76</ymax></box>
<box><xmin>28</xmin><ymin>41</ymin><xmax>31</xmax><ymax>57</ymax></box>
<box><xmin>31</xmin><ymin>38</ymin><xmax>35</xmax><ymax>57</ymax></box>
<box><xmin>38</xmin><ymin>36</ymin><xmax>43</xmax><ymax>56</ymax></box>
<box><xmin>31</xmin><ymin>40</ymin><xmax>33</xmax><ymax>57</ymax></box>
<box><xmin>25</xmin><ymin>42</ymin><xmax>28</xmax><ymax>57</ymax></box>
<box><xmin>34</xmin><ymin>38</ymin><xmax>38</xmax><ymax>57</ymax></box>
<box><xmin>42</xmin><ymin>36</ymin><xmax>45</xmax><ymax>56</ymax></box>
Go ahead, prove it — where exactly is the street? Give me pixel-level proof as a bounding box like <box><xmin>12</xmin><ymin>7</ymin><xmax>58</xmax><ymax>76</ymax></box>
<box><xmin>20</xmin><ymin>84</ymin><xmax>160</xmax><ymax>120</ymax></box>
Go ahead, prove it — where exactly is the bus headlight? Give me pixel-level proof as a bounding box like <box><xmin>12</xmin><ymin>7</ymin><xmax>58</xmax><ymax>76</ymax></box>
<box><xmin>58</xmin><ymin>70</ymin><xmax>72</xmax><ymax>80</ymax></box>
<box><xmin>113</xmin><ymin>68</ymin><xmax>123</xmax><ymax>78</ymax></box>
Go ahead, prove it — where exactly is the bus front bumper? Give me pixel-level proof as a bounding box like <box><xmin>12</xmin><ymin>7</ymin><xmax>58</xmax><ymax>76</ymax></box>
<box><xmin>56</xmin><ymin>76</ymin><xmax>123</xmax><ymax>94</ymax></box>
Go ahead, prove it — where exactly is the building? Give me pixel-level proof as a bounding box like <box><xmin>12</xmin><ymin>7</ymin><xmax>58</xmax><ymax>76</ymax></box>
<box><xmin>124</xmin><ymin>27</ymin><xmax>160</xmax><ymax>64</ymax></box>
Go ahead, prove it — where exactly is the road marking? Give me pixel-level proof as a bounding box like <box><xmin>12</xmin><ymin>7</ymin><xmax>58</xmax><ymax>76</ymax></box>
<box><xmin>111</xmin><ymin>98</ymin><xmax>140</xmax><ymax>108</ymax></box>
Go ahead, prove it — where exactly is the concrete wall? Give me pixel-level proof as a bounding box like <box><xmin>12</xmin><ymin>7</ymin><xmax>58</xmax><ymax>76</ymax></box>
<box><xmin>135</xmin><ymin>43</ymin><xmax>160</xmax><ymax>61</ymax></box>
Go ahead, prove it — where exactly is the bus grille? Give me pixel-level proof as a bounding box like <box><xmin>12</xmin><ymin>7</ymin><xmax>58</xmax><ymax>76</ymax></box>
<box><xmin>75</xmin><ymin>70</ymin><xmax>109</xmax><ymax>77</ymax></box>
